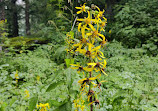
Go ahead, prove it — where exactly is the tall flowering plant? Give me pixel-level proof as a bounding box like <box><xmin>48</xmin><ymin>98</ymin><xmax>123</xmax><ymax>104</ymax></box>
<box><xmin>66</xmin><ymin>3</ymin><xmax>107</xmax><ymax>111</ymax></box>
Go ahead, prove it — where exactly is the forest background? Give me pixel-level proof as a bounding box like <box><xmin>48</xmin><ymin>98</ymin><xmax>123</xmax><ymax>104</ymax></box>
<box><xmin>0</xmin><ymin>0</ymin><xmax>158</xmax><ymax>111</ymax></box>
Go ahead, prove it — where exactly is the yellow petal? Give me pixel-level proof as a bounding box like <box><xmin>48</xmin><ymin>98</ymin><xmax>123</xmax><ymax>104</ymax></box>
<box><xmin>101</xmin><ymin>69</ymin><xmax>108</xmax><ymax>76</ymax></box>
<box><xmin>88</xmin><ymin>24</ymin><xmax>95</xmax><ymax>31</ymax></box>
<box><xmin>103</xmin><ymin>60</ymin><xmax>107</xmax><ymax>67</ymax></box>
<box><xmin>89</xmin><ymin>74</ymin><xmax>101</xmax><ymax>80</ymax></box>
<box><xmin>87</xmin><ymin>11</ymin><xmax>90</xmax><ymax>18</ymax></box>
<box><xmin>91</xmin><ymin>82</ymin><xmax>97</xmax><ymax>86</ymax></box>
<box><xmin>77</xmin><ymin>10</ymin><xmax>82</xmax><ymax>14</ymax></box>
<box><xmin>78</xmin><ymin>23</ymin><xmax>82</xmax><ymax>32</ymax></box>
<box><xmin>86</xmin><ymin>32</ymin><xmax>92</xmax><ymax>36</ymax></box>
<box><xmin>77</xmin><ymin>19</ymin><xmax>85</xmax><ymax>22</ymax></box>
<box><xmin>92</xmin><ymin>45</ymin><xmax>101</xmax><ymax>52</ymax></box>
<box><xmin>75</xmin><ymin>7</ymin><xmax>82</xmax><ymax>9</ymax></box>
<box><xmin>83</xmin><ymin>67</ymin><xmax>93</xmax><ymax>72</ymax></box>
<box><xmin>98</xmin><ymin>33</ymin><xmax>105</xmax><ymax>40</ymax></box>
<box><xmin>81</xmin><ymin>27</ymin><xmax>85</xmax><ymax>38</ymax></box>
<box><xmin>78</xmin><ymin>78</ymin><xmax>87</xmax><ymax>84</ymax></box>
<box><xmin>88</xmin><ymin>101</ymin><xmax>95</xmax><ymax>106</ymax></box>
<box><xmin>87</xmin><ymin>63</ymin><xmax>96</xmax><ymax>66</ymax></box>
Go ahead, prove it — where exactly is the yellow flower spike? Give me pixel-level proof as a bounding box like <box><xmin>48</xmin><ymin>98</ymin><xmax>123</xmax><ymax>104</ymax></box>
<box><xmin>75</xmin><ymin>3</ymin><xmax>86</xmax><ymax>14</ymax></box>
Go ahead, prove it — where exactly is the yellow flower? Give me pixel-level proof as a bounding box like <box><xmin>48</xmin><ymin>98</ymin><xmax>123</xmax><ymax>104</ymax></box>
<box><xmin>95</xmin><ymin>6</ymin><xmax>105</xmax><ymax>18</ymax></box>
<box><xmin>78</xmin><ymin>74</ymin><xmax>101</xmax><ymax>84</ymax></box>
<box><xmin>15</xmin><ymin>70</ymin><xmax>19</xmax><ymax>79</ymax></box>
<box><xmin>88</xmin><ymin>60</ymin><xmax>107</xmax><ymax>76</ymax></box>
<box><xmin>86</xmin><ymin>24</ymin><xmax>105</xmax><ymax>41</ymax></box>
<box><xmin>36</xmin><ymin>75</ymin><xmax>40</xmax><ymax>81</ymax></box>
<box><xmin>77</xmin><ymin>11</ymin><xmax>97</xmax><ymax>31</ymax></box>
<box><xmin>70</xmin><ymin>64</ymin><xmax>93</xmax><ymax>73</ymax></box>
<box><xmin>109</xmin><ymin>30</ymin><xmax>112</xmax><ymax>34</ymax></box>
<box><xmin>37</xmin><ymin>103</ymin><xmax>50</xmax><ymax>111</ymax></box>
<box><xmin>81</xmin><ymin>105</ymin><xmax>85</xmax><ymax>111</ymax></box>
<box><xmin>75</xmin><ymin>3</ymin><xmax>86</xmax><ymax>14</ymax></box>
<box><xmin>25</xmin><ymin>89</ymin><xmax>30</xmax><ymax>98</ymax></box>
<box><xmin>99</xmin><ymin>17</ymin><xmax>107</xmax><ymax>32</ymax></box>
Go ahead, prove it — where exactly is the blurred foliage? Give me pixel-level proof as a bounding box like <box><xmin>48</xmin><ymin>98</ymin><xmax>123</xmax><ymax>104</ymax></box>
<box><xmin>110</xmin><ymin>0</ymin><xmax>158</xmax><ymax>49</ymax></box>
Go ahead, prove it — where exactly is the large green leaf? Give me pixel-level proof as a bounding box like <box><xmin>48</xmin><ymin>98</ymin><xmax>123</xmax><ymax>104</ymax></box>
<box><xmin>46</xmin><ymin>81</ymin><xmax>65</xmax><ymax>92</ymax></box>
<box><xmin>29</xmin><ymin>96</ymin><xmax>38</xmax><ymax>111</ymax></box>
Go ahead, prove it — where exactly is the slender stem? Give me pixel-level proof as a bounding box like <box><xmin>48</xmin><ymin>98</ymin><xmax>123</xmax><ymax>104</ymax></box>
<box><xmin>71</xmin><ymin>17</ymin><xmax>78</xmax><ymax>31</ymax></box>
<box><xmin>89</xmin><ymin>71</ymin><xmax>93</xmax><ymax>111</ymax></box>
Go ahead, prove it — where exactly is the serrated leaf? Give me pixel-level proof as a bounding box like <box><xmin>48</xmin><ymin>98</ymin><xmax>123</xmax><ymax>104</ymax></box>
<box><xmin>29</xmin><ymin>96</ymin><xmax>38</xmax><ymax>111</ymax></box>
<box><xmin>46</xmin><ymin>81</ymin><xmax>65</xmax><ymax>92</ymax></box>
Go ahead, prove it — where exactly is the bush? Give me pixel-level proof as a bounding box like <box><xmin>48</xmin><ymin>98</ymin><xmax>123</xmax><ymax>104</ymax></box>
<box><xmin>111</xmin><ymin>0</ymin><xmax>158</xmax><ymax>48</ymax></box>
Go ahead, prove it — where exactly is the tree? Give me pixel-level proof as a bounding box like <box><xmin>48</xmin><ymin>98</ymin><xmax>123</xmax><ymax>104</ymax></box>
<box><xmin>0</xmin><ymin>0</ymin><xmax>5</xmax><ymax>20</ymax></box>
<box><xmin>24</xmin><ymin>0</ymin><xmax>30</xmax><ymax>35</ymax></box>
<box><xmin>11</xmin><ymin>0</ymin><xmax>19</xmax><ymax>37</ymax></box>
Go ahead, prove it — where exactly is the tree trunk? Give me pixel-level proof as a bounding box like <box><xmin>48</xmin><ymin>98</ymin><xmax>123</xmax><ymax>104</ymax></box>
<box><xmin>11</xmin><ymin>0</ymin><xmax>19</xmax><ymax>37</ymax></box>
<box><xmin>106</xmin><ymin>0</ymin><xmax>115</xmax><ymax>20</ymax></box>
<box><xmin>25</xmin><ymin>0</ymin><xmax>30</xmax><ymax>35</ymax></box>
<box><xmin>0</xmin><ymin>0</ymin><xmax>5</xmax><ymax>20</ymax></box>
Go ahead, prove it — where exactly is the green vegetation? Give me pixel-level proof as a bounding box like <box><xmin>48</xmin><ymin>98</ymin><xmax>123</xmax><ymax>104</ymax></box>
<box><xmin>0</xmin><ymin>41</ymin><xmax>157</xmax><ymax>111</ymax></box>
<box><xmin>0</xmin><ymin>0</ymin><xmax>157</xmax><ymax>111</ymax></box>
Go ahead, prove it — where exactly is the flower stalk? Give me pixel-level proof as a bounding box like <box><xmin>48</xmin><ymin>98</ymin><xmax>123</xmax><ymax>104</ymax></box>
<box><xmin>67</xmin><ymin>3</ymin><xmax>108</xmax><ymax>111</ymax></box>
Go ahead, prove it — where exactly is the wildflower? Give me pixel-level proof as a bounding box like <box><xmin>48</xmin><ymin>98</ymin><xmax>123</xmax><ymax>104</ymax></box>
<box><xmin>99</xmin><ymin>17</ymin><xmax>107</xmax><ymax>31</ymax></box>
<box><xmin>37</xmin><ymin>103</ymin><xmax>50</xmax><ymax>111</ymax></box>
<box><xmin>77</xmin><ymin>11</ymin><xmax>97</xmax><ymax>31</ymax></box>
<box><xmin>70</xmin><ymin>64</ymin><xmax>93</xmax><ymax>73</ymax></box>
<box><xmin>15</xmin><ymin>70</ymin><xmax>19</xmax><ymax>79</ymax></box>
<box><xmin>109</xmin><ymin>30</ymin><xmax>112</xmax><ymax>34</ymax></box>
<box><xmin>86</xmin><ymin>24</ymin><xmax>105</xmax><ymax>41</ymax></box>
<box><xmin>14</xmin><ymin>70</ymin><xmax>19</xmax><ymax>83</ymax></box>
<box><xmin>78</xmin><ymin>74</ymin><xmax>101</xmax><ymax>84</ymax></box>
<box><xmin>81</xmin><ymin>105</ymin><xmax>85</xmax><ymax>111</ymax></box>
<box><xmin>88</xmin><ymin>60</ymin><xmax>107</xmax><ymax>76</ymax></box>
<box><xmin>75</xmin><ymin>3</ymin><xmax>86</xmax><ymax>14</ymax></box>
<box><xmin>95</xmin><ymin>6</ymin><xmax>105</xmax><ymax>18</ymax></box>
<box><xmin>25</xmin><ymin>89</ymin><xmax>30</xmax><ymax>98</ymax></box>
<box><xmin>36</xmin><ymin>75</ymin><xmax>40</xmax><ymax>81</ymax></box>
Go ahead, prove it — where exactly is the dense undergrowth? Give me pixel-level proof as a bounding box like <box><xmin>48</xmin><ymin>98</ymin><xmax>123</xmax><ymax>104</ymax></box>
<box><xmin>0</xmin><ymin>41</ymin><xmax>157</xmax><ymax>111</ymax></box>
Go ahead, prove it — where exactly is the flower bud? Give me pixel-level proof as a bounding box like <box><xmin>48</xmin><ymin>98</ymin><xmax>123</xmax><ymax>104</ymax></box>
<box><xmin>85</xmin><ymin>6</ymin><xmax>90</xmax><ymax>11</ymax></box>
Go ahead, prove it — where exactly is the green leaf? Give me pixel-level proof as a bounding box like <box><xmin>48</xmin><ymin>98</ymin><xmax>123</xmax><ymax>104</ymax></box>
<box><xmin>29</xmin><ymin>96</ymin><xmax>38</xmax><ymax>111</ymax></box>
<box><xmin>48</xmin><ymin>100</ymin><xmax>67</xmax><ymax>107</ymax></box>
<box><xmin>58</xmin><ymin>101</ymin><xmax>72</xmax><ymax>111</ymax></box>
<box><xmin>65</xmin><ymin>59</ymin><xmax>74</xmax><ymax>68</ymax></box>
<box><xmin>46</xmin><ymin>81</ymin><xmax>65</xmax><ymax>92</ymax></box>
<box><xmin>10</xmin><ymin>97</ymin><xmax>17</xmax><ymax>106</ymax></box>
<box><xmin>70</xmin><ymin>31</ymin><xmax>74</xmax><ymax>39</ymax></box>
